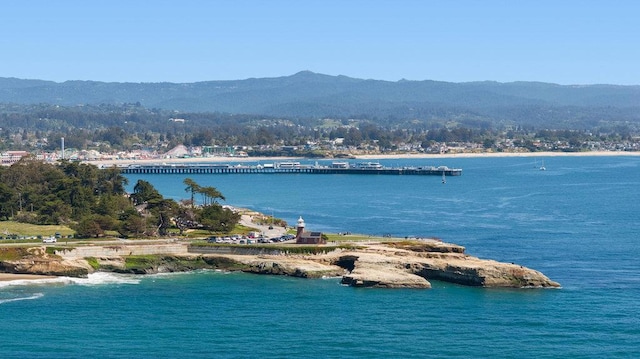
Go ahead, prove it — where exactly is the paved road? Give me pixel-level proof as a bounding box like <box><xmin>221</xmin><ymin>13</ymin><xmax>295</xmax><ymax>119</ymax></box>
<box><xmin>239</xmin><ymin>214</ymin><xmax>288</xmax><ymax>238</ymax></box>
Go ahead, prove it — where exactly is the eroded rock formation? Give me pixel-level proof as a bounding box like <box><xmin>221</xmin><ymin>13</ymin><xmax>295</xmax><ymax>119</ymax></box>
<box><xmin>0</xmin><ymin>247</ymin><xmax>90</xmax><ymax>277</ymax></box>
<box><xmin>0</xmin><ymin>240</ymin><xmax>560</xmax><ymax>289</ymax></box>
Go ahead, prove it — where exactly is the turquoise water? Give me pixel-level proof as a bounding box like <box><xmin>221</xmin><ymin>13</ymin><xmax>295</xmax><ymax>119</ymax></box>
<box><xmin>1</xmin><ymin>156</ymin><xmax>639</xmax><ymax>358</ymax></box>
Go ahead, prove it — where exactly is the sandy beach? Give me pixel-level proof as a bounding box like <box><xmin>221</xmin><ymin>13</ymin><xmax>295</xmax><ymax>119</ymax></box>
<box><xmin>86</xmin><ymin>150</ymin><xmax>640</xmax><ymax>167</ymax></box>
<box><xmin>0</xmin><ymin>273</ymin><xmax>56</xmax><ymax>282</ymax></box>
<box><xmin>355</xmin><ymin>151</ymin><xmax>640</xmax><ymax>160</ymax></box>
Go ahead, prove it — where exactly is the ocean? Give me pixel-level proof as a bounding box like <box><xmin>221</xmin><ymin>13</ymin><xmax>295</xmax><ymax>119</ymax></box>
<box><xmin>1</xmin><ymin>155</ymin><xmax>639</xmax><ymax>358</ymax></box>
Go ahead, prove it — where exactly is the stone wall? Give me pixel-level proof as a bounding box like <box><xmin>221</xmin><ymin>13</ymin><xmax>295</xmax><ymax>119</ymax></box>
<box><xmin>55</xmin><ymin>244</ymin><xmax>189</xmax><ymax>259</ymax></box>
<box><xmin>188</xmin><ymin>245</ymin><xmax>285</xmax><ymax>256</ymax></box>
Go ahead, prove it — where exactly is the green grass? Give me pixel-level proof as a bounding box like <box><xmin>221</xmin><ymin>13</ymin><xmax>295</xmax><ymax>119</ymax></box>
<box><xmin>85</xmin><ymin>257</ymin><xmax>100</xmax><ymax>270</ymax></box>
<box><xmin>190</xmin><ymin>242</ymin><xmax>363</xmax><ymax>255</ymax></box>
<box><xmin>324</xmin><ymin>233</ymin><xmax>397</xmax><ymax>242</ymax></box>
<box><xmin>0</xmin><ymin>247</ymin><xmax>29</xmax><ymax>261</ymax></box>
<box><xmin>124</xmin><ymin>255</ymin><xmax>161</xmax><ymax>269</ymax></box>
<box><xmin>0</xmin><ymin>221</ymin><xmax>75</xmax><ymax>237</ymax></box>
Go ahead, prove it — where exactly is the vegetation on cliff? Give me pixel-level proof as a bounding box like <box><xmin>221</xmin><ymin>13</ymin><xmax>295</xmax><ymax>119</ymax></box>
<box><xmin>0</xmin><ymin>159</ymin><xmax>239</xmax><ymax>238</ymax></box>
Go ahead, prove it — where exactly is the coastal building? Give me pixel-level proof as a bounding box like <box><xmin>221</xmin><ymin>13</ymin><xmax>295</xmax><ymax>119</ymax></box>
<box><xmin>1</xmin><ymin>151</ymin><xmax>29</xmax><ymax>164</ymax></box>
<box><xmin>295</xmin><ymin>216</ymin><xmax>325</xmax><ymax>245</ymax></box>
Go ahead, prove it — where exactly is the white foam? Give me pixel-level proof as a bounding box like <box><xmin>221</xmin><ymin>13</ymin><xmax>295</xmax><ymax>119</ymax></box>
<box><xmin>0</xmin><ymin>272</ymin><xmax>141</xmax><ymax>288</ymax></box>
<box><xmin>63</xmin><ymin>272</ymin><xmax>141</xmax><ymax>286</ymax></box>
<box><xmin>0</xmin><ymin>293</ymin><xmax>44</xmax><ymax>304</ymax></box>
<box><xmin>0</xmin><ymin>277</ymin><xmax>66</xmax><ymax>288</ymax></box>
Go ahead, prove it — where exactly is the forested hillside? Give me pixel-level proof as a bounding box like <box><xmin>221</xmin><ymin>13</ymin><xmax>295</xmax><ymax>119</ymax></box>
<box><xmin>1</xmin><ymin>72</ymin><xmax>639</xmax><ymax>127</ymax></box>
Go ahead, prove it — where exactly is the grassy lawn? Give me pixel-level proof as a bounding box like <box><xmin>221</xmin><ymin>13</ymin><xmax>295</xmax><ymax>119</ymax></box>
<box><xmin>0</xmin><ymin>221</ymin><xmax>75</xmax><ymax>238</ymax></box>
<box><xmin>324</xmin><ymin>233</ymin><xmax>397</xmax><ymax>242</ymax></box>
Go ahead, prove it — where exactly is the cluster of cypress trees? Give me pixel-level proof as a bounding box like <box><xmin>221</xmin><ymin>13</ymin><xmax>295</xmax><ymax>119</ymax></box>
<box><xmin>0</xmin><ymin>158</ymin><xmax>239</xmax><ymax>238</ymax></box>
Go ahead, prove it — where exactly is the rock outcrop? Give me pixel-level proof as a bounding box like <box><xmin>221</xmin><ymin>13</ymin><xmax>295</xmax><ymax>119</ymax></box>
<box><xmin>0</xmin><ymin>247</ymin><xmax>90</xmax><ymax>277</ymax></box>
<box><xmin>0</xmin><ymin>240</ymin><xmax>560</xmax><ymax>289</ymax></box>
<box><xmin>326</xmin><ymin>242</ymin><xmax>560</xmax><ymax>288</ymax></box>
<box><xmin>241</xmin><ymin>257</ymin><xmax>344</xmax><ymax>278</ymax></box>
<box><xmin>341</xmin><ymin>261</ymin><xmax>431</xmax><ymax>288</ymax></box>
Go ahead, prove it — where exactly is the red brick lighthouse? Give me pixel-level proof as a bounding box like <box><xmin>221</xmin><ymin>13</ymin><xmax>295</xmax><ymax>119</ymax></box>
<box><xmin>296</xmin><ymin>216</ymin><xmax>306</xmax><ymax>239</ymax></box>
<box><xmin>295</xmin><ymin>216</ymin><xmax>325</xmax><ymax>244</ymax></box>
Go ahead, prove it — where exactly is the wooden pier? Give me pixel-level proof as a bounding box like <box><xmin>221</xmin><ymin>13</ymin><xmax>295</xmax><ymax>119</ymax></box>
<box><xmin>117</xmin><ymin>163</ymin><xmax>462</xmax><ymax>176</ymax></box>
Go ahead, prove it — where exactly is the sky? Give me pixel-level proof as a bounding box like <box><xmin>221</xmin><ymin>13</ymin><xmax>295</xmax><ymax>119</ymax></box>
<box><xmin>1</xmin><ymin>0</ymin><xmax>639</xmax><ymax>85</ymax></box>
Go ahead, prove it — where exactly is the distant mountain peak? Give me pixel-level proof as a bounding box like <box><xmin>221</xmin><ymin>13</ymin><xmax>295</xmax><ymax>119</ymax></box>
<box><xmin>292</xmin><ymin>70</ymin><xmax>318</xmax><ymax>77</ymax></box>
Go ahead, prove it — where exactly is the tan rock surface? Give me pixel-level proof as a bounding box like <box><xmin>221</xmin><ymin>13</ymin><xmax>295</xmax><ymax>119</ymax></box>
<box><xmin>2</xmin><ymin>240</ymin><xmax>560</xmax><ymax>289</ymax></box>
<box><xmin>0</xmin><ymin>247</ymin><xmax>90</xmax><ymax>277</ymax></box>
<box><xmin>326</xmin><ymin>242</ymin><xmax>560</xmax><ymax>288</ymax></box>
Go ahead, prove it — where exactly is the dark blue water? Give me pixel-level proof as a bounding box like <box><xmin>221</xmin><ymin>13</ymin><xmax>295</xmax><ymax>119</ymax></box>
<box><xmin>1</xmin><ymin>156</ymin><xmax>639</xmax><ymax>358</ymax></box>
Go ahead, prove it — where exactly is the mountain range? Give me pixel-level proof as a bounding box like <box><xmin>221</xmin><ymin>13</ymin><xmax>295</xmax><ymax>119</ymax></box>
<box><xmin>1</xmin><ymin>71</ymin><xmax>639</xmax><ymax>126</ymax></box>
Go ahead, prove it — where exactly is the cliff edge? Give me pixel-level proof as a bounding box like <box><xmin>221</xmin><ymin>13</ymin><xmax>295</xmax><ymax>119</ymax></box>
<box><xmin>0</xmin><ymin>240</ymin><xmax>560</xmax><ymax>289</ymax></box>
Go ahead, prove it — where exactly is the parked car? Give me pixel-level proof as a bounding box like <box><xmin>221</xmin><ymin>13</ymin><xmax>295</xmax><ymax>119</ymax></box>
<box><xmin>43</xmin><ymin>236</ymin><xmax>57</xmax><ymax>243</ymax></box>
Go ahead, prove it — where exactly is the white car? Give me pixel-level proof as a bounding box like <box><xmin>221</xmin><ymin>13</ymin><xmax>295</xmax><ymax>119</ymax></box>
<box><xmin>42</xmin><ymin>236</ymin><xmax>57</xmax><ymax>243</ymax></box>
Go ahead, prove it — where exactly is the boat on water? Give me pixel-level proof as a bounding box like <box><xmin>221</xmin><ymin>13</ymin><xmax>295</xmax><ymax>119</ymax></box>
<box><xmin>540</xmin><ymin>160</ymin><xmax>546</xmax><ymax>171</ymax></box>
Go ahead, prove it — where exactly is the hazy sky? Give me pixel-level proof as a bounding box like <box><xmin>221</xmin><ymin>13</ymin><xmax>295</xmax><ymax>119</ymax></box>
<box><xmin>2</xmin><ymin>0</ymin><xmax>638</xmax><ymax>85</ymax></box>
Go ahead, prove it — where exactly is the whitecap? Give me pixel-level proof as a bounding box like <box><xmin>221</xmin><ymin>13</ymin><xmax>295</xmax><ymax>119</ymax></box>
<box><xmin>0</xmin><ymin>293</ymin><xmax>44</xmax><ymax>304</ymax></box>
<box><xmin>0</xmin><ymin>272</ymin><xmax>140</xmax><ymax>288</ymax></box>
<box><xmin>0</xmin><ymin>277</ymin><xmax>67</xmax><ymax>288</ymax></box>
<box><xmin>63</xmin><ymin>272</ymin><xmax>141</xmax><ymax>286</ymax></box>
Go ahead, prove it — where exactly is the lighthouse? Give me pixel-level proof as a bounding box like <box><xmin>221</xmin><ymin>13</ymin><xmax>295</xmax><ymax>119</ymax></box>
<box><xmin>295</xmin><ymin>216</ymin><xmax>326</xmax><ymax>244</ymax></box>
<box><xmin>296</xmin><ymin>216</ymin><xmax>306</xmax><ymax>240</ymax></box>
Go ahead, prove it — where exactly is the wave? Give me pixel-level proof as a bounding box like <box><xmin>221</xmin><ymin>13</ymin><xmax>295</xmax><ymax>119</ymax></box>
<box><xmin>0</xmin><ymin>272</ymin><xmax>141</xmax><ymax>288</ymax></box>
<box><xmin>0</xmin><ymin>277</ymin><xmax>64</xmax><ymax>288</ymax></box>
<box><xmin>63</xmin><ymin>272</ymin><xmax>142</xmax><ymax>286</ymax></box>
<box><xmin>0</xmin><ymin>293</ymin><xmax>44</xmax><ymax>304</ymax></box>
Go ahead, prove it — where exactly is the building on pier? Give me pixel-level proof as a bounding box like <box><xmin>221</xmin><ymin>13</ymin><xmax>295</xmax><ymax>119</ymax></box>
<box><xmin>118</xmin><ymin>163</ymin><xmax>463</xmax><ymax>176</ymax></box>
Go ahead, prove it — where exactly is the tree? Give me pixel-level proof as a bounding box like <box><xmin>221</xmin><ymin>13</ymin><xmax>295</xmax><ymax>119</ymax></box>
<box><xmin>147</xmin><ymin>199</ymin><xmax>178</xmax><ymax>236</ymax></box>
<box><xmin>131</xmin><ymin>180</ymin><xmax>162</xmax><ymax>205</ymax></box>
<box><xmin>199</xmin><ymin>185</ymin><xmax>225</xmax><ymax>206</ymax></box>
<box><xmin>118</xmin><ymin>208</ymin><xmax>147</xmax><ymax>238</ymax></box>
<box><xmin>74</xmin><ymin>216</ymin><xmax>104</xmax><ymax>238</ymax></box>
<box><xmin>197</xmin><ymin>204</ymin><xmax>240</xmax><ymax>233</ymax></box>
<box><xmin>73</xmin><ymin>214</ymin><xmax>117</xmax><ymax>238</ymax></box>
<box><xmin>0</xmin><ymin>182</ymin><xmax>16</xmax><ymax>220</ymax></box>
<box><xmin>183</xmin><ymin>178</ymin><xmax>201</xmax><ymax>208</ymax></box>
<box><xmin>95</xmin><ymin>194</ymin><xmax>132</xmax><ymax>217</ymax></box>
<box><xmin>97</xmin><ymin>167</ymin><xmax>128</xmax><ymax>195</ymax></box>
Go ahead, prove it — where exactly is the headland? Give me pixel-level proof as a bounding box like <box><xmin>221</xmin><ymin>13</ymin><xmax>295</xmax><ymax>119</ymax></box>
<box><xmin>0</xmin><ymin>237</ymin><xmax>560</xmax><ymax>289</ymax></box>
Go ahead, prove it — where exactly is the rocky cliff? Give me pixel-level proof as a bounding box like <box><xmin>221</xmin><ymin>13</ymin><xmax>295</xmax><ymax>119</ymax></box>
<box><xmin>0</xmin><ymin>247</ymin><xmax>90</xmax><ymax>277</ymax></box>
<box><xmin>328</xmin><ymin>242</ymin><xmax>560</xmax><ymax>288</ymax></box>
<box><xmin>0</xmin><ymin>240</ymin><xmax>560</xmax><ymax>289</ymax></box>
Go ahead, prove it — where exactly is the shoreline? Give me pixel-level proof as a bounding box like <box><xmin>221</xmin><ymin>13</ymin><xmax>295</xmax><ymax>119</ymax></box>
<box><xmin>355</xmin><ymin>150</ymin><xmax>640</xmax><ymax>160</ymax></box>
<box><xmin>0</xmin><ymin>240</ymin><xmax>560</xmax><ymax>289</ymax></box>
<box><xmin>85</xmin><ymin>150</ymin><xmax>640</xmax><ymax>167</ymax></box>
<box><xmin>0</xmin><ymin>273</ymin><xmax>56</xmax><ymax>282</ymax></box>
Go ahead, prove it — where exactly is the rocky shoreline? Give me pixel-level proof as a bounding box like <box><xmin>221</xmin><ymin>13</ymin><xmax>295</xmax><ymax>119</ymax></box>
<box><xmin>0</xmin><ymin>240</ymin><xmax>560</xmax><ymax>289</ymax></box>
